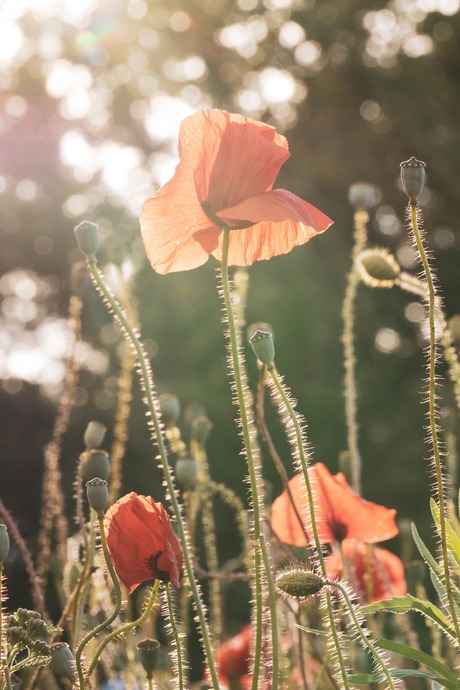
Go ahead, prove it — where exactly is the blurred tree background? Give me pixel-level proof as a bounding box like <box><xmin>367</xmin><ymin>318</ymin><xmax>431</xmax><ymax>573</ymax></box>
<box><xmin>1</xmin><ymin>0</ymin><xmax>460</xmax><ymax>634</ymax></box>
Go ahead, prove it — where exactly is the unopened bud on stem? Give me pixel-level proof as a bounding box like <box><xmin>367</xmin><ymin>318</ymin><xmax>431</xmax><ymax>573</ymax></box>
<box><xmin>74</xmin><ymin>221</ymin><xmax>100</xmax><ymax>259</ymax></box>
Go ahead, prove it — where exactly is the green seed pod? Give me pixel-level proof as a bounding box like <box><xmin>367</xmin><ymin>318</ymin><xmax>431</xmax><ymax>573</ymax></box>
<box><xmin>86</xmin><ymin>478</ymin><xmax>109</xmax><ymax>514</ymax></box>
<box><xmin>276</xmin><ymin>569</ymin><xmax>325</xmax><ymax>598</ymax></box>
<box><xmin>400</xmin><ymin>156</ymin><xmax>426</xmax><ymax>202</ymax></box>
<box><xmin>82</xmin><ymin>449</ymin><xmax>111</xmax><ymax>483</ymax></box>
<box><xmin>175</xmin><ymin>457</ymin><xmax>198</xmax><ymax>491</ymax></box>
<box><xmin>159</xmin><ymin>393</ymin><xmax>181</xmax><ymax>427</ymax></box>
<box><xmin>49</xmin><ymin>643</ymin><xmax>76</xmax><ymax>681</ymax></box>
<box><xmin>137</xmin><ymin>639</ymin><xmax>160</xmax><ymax>677</ymax></box>
<box><xmin>83</xmin><ymin>420</ymin><xmax>107</xmax><ymax>449</ymax></box>
<box><xmin>348</xmin><ymin>182</ymin><xmax>378</xmax><ymax>210</ymax></box>
<box><xmin>0</xmin><ymin>523</ymin><xmax>10</xmax><ymax>566</ymax></box>
<box><xmin>191</xmin><ymin>416</ymin><xmax>213</xmax><ymax>445</ymax></box>
<box><xmin>74</xmin><ymin>221</ymin><xmax>100</xmax><ymax>259</ymax></box>
<box><xmin>249</xmin><ymin>330</ymin><xmax>275</xmax><ymax>368</ymax></box>
<box><xmin>247</xmin><ymin>321</ymin><xmax>274</xmax><ymax>344</ymax></box>
<box><xmin>355</xmin><ymin>248</ymin><xmax>401</xmax><ymax>289</ymax></box>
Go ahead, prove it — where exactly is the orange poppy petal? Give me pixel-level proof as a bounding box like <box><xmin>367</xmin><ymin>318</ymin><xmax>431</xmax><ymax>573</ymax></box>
<box><xmin>217</xmin><ymin>189</ymin><xmax>331</xmax><ymax>225</ymax></box>
<box><xmin>140</xmin><ymin>167</ymin><xmax>220</xmax><ymax>275</ymax></box>
<box><xmin>270</xmin><ymin>474</ymin><xmax>310</xmax><ymax>547</ymax></box>
<box><xmin>183</xmin><ymin>109</ymin><xmax>289</xmax><ymax>211</ymax></box>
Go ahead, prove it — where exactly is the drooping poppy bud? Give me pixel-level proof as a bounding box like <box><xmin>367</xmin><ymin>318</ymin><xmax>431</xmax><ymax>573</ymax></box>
<box><xmin>49</xmin><ymin>643</ymin><xmax>76</xmax><ymax>681</ymax></box>
<box><xmin>104</xmin><ymin>493</ymin><xmax>183</xmax><ymax>592</ymax></box>
<box><xmin>74</xmin><ymin>220</ymin><xmax>100</xmax><ymax>259</ymax></box>
<box><xmin>276</xmin><ymin>569</ymin><xmax>325</xmax><ymax>598</ymax></box>
<box><xmin>400</xmin><ymin>156</ymin><xmax>426</xmax><ymax>202</ymax></box>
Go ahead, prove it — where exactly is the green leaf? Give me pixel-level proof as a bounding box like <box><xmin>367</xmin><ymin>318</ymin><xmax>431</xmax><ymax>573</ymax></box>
<box><xmin>374</xmin><ymin>637</ymin><xmax>459</xmax><ymax>684</ymax></box>
<box><xmin>361</xmin><ymin>594</ymin><xmax>457</xmax><ymax>642</ymax></box>
<box><xmin>347</xmin><ymin>670</ymin><xmax>459</xmax><ymax>689</ymax></box>
<box><xmin>431</xmin><ymin>498</ymin><xmax>460</xmax><ymax>570</ymax></box>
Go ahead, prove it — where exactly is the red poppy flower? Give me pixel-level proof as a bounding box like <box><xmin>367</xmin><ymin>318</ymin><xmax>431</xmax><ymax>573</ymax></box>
<box><xmin>104</xmin><ymin>492</ymin><xmax>183</xmax><ymax>592</ymax></box>
<box><xmin>216</xmin><ymin>625</ymin><xmax>251</xmax><ymax>679</ymax></box>
<box><xmin>271</xmin><ymin>463</ymin><xmax>398</xmax><ymax>547</ymax></box>
<box><xmin>326</xmin><ymin>540</ymin><xmax>407</xmax><ymax>603</ymax></box>
<box><xmin>140</xmin><ymin>109</ymin><xmax>332</xmax><ymax>274</ymax></box>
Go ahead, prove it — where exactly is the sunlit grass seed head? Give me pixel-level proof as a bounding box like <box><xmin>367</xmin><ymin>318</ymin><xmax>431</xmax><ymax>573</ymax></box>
<box><xmin>348</xmin><ymin>182</ymin><xmax>380</xmax><ymax>211</ymax></box>
<box><xmin>0</xmin><ymin>523</ymin><xmax>9</xmax><ymax>565</ymax></box>
<box><xmin>86</xmin><ymin>477</ymin><xmax>109</xmax><ymax>514</ymax></box>
<box><xmin>74</xmin><ymin>220</ymin><xmax>100</xmax><ymax>259</ymax></box>
<box><xmin>82</xmin><ymin>449</ymin><xmax>111</xmax><ymax>483</ymax></box>
<box><xmin>355</xmin><ymin>248</ymin><xmax>401</xmax><ymax>289</ymax></box>
<box><xmin>276</xmin><ymin>567</ymin><xmax>325</xmax><ymax>599</ymax></box>
<box><xmin>249</xmin><ymin>329</ymin><xmax>275</xmax><ymax>368</ymax></box>
<box><xmin>84</xmin><ymin>420</ymin><xmax>107</xmax><ymax>450</ymax></box>
<box><xmin>400</xmin><ymin>156</ymin><xmax>426</xmax><ymax>202</ymax></box>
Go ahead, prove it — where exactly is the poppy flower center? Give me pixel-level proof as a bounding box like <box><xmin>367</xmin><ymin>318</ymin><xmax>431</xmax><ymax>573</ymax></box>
<box><xmin>201</xmin><ymin>200</ymin><xmax>254</xmax><ymax>231</ymax></box>
<box><xmin>144</xmin><ymin>550</ymin><xmax>171</xmax><ymax>583</ymax></box>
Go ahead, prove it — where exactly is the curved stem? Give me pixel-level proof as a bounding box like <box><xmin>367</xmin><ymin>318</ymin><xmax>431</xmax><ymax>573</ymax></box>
<box><xmin>325</xmin><ymin>580</ymin><xmax>396</xmax><ymax>690</ymax></box>
<box><xmin>87</xmin><ymin>580</ymin><xmax>161</xmax><ymax>680</ymax></box>
<box><xmin>219</xmin><ymin>229</ymin><xmax>265</xmax><ymax>690</ymax></box>
<box><xmin>408</xmin><ymin>203</ymin><xmax>460</xmax><ymax>641</ymax></box>
<box><xmin>86</xmin><ymin>259</ymin><xmax>220</xmax><ymax>688</ymax></box>
<box><xmin>165</xmin><ymin>583</ymin><xmax>185</xmax><ymax>690</ymax></box>
<box><xmin>75</xmin><ymin>513</ymin><xmax>123</xmax><ymax>686</ymax></box>
<box><xmin>267</xmin><ymin>367</ymin><xmax>350</xmax><ymax>690</ymax></box>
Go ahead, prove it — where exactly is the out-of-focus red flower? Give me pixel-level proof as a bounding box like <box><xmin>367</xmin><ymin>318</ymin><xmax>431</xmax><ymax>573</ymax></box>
<box><xmin>271</xmin><ymin>462</ymin><xmax>398</xmax><ymax>547</ymax></box>
<box><xmin>104</xmin><ymin>492</ymin><xmax>183</xmax><ymax>593</ymax></box>
<box><xmin>140</xmin><ymin>109</ymin><xmax>332</xmax><ymax>274</ymax></box>
<box><xmin>326</xmin><ymin>540</ymin><xmax>407</xmax><ymax>603</ymax></box>
<box><xmin>216</xmin><ymin>625</ymin><xmax>251</xmax><ymax>679</ymax></box>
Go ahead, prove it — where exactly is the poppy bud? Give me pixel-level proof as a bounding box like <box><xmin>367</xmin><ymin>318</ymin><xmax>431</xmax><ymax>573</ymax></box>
<box><xmin>74</xmin><ymin>220</ymin><xmax>100</xmax><ymax>259</ymax></box>
<box><xmin>355</xmin><ymin>248</ymin><xmax>401</xmax><ymax>289</ymax></box>
<box><xmin>348</xmin><ymin>182</ymin><xmax>378</xmax><ymax>211</ymax></box>
<box><xmin>191</xmin><ymin>416</ymin><xmax>213</xmax><ymax>445</ymax></box>
<box><xmin>49</xmin><ymin>643</ymin><xmax>76</xmax><ymax>681</ymax></box>
<box><xmin>137</xmin><ymin>639</ymin><xmax>160</xmax><ymax>677</ymax></box>
<box><xmin>0</xmin><ymin>523</ymin><xmax>10</xmax><ymax>565</ymax></box>
<box><xmin>276</xmin><ymin>569</ymin><xmax>325</xmax><ymax>598</ymax></box>
<box><xmin>86</xmin><ymin>478</ymin><xmax>109</xmax><ymax>514</ymax></box>
<box><xmin>82</xmin><ymin>449</ymin><xmax>111</xmax><ymax>483</ymax></box>
<box><xmin>175</xmin><ymin>457</ymin><xmax>198</xmax><ymax>491</ymax></box>
<box><xmin>159</xmin><ymin>393</ymin><xmax>181</xmax><ymax>427</ymax></box>
<box><xmin>448</xmin><ymin>315</ymin><xmax>460</xmax><ymax>348</ymax></box>
<box><xmin>249</xmin><ymin>330</ymin><xmax>275</xmax><ymax>368</ymax></box>
<box><xmin>400</xmin><ymin>156</ymin><xmax>426</xmax><ymax>202</ymax></box>
<box><xmin>84</xmin><ymin>420</ymin><xmax>107</xmax><ymax>449</ymax></box>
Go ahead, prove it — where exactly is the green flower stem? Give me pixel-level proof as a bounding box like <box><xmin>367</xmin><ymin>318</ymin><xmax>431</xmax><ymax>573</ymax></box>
<box><xmin>259</xmin><ymin>535</ymin><xmax>279</xmax><ymax>690</ymax></box>
<box><xmin>0</xmin><ymin>565</ymin><xmax>4</xmax><ymax>690</ymax></box>
<box><xmin>325</xmin><ymin>580</ymin><xmax>396</xmax><ymax>690</ymax></box>
<box><xmin>147</xmin><ymin>677</ymin><xmax>153</xmax><ymax>690</ymax></box>
<box><xmin>341</xmin><ymin>209</ymin><xmax>369</xmax><ymax>494</ymax></box>
<box><xmin>165</xmin><ymin>583</ymin><xmax>185</xmax><ymax>690</ymax></box>
<box><xmin>86</xmin><ymin>259</ymin><xmax>220</xmax><ymax>689</ymax></box>
<box><xmin>267</xmin><ymin>366</ymin><xmax>350</xmax><ymax>690</ymax></box>
<box><xmin>75</xmin><ymin>513</ymin><xmax>123</xmax><ymax>687</ymax></box>
<box><xmin>220</xmin><ymin>229</ymin><xmax>266</xmax><ymax>690</ymax></box>
<box><xmin>88</xmin><ymin>580</ymin><xmax>161</xmax><ymax>681</ymax></box>
<box><xmin>408</xmin><ymin>203</ymin><xmax>460</xmax><ymax>641</ymax></box>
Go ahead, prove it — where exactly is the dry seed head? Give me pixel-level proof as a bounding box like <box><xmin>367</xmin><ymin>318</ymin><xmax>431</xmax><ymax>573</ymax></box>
<box><xmin>355</xmin><ymin>248</ymin><xmax>401</xmax><ymax>289</ymax></box>
<box><xmin>400</xmin><ymin>156</ymin><xmax>426</xmax><ymax>202</ymax></box>
<box><xmin>86</xmin><ymin>477</ymin><xmax>109</xmax><ymax>514</ymax></box>
<box><xmin>74</xmin><ymin>220</ymin><xmax>100</xmax><ymax>259</ymax></box>
<box><xmin>249</xmin><ymin>329</ymin><xmax>275</xmax><ymax>368</ymax></box>
<box><xmin>137</xmin><ymin>639</ymin><xmax>161</xmax><ymax>676</ymax></box>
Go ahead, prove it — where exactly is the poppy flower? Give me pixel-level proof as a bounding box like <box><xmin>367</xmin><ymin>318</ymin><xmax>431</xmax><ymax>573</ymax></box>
<box><xmin>140</xmin><ymin>109</ymin><xmax>332</xmax><ymax>274</ymax></box>
<box><xmin>104</xmin><ymin>492</ymin><xmax>183</xmax><ymax>592</ymax></box>
<box><xmin>271</xmin><ymin>463</ymin><xmax>398</xmax><ymax>547</ymax></box>
<box><xmin>325</xmin><ymin>540</ymin><xmax>407</xmax><ymax>603</ymax></box>
<box><xmin>216</xmin><ymin>625</ymin><xmax>251</xmax><ymax>679</ymax></box>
